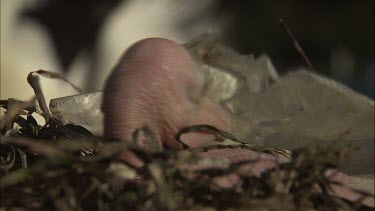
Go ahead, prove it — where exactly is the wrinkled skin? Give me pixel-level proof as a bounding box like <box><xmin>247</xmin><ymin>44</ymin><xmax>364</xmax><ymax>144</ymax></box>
<box><xmin>102</xmin><ymin>38</ymin><xmax>374</xmax><ymax>207</ymax></box>
<box><xmin>103</xmin><ymin>38</ymin><xmax>230</xmax><ymax>149</ymax></box>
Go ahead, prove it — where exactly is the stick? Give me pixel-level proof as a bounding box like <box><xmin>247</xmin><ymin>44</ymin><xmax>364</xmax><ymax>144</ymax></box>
<box><xmin>279</xmin><ymin>18</ymin><xmax>314</xmax><ymax>70</ymax></box>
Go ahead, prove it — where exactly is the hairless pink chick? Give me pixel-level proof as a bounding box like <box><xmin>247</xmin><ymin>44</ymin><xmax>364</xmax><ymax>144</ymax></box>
<box><xmin>102</xmin><ymin>38</ymin><xmax>230</xmax><ymax>149</ymax></box>
<box><xmin>102</xmin><ymin>38</ymin><xmax>374</xmax><ymax>208</ymax></box>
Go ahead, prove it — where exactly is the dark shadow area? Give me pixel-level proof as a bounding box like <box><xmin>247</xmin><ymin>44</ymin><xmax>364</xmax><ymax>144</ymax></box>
<box><xmin>185</xmin><ymin>0</ymin><xmax>374</xmax><ymax>97</ymax></box>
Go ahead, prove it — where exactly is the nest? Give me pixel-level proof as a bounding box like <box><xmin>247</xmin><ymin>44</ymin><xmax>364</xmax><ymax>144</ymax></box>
<box><xmin>0</xmin><ymin>72</ymin><xmax>372</xmax><ymax>210</ymax></box>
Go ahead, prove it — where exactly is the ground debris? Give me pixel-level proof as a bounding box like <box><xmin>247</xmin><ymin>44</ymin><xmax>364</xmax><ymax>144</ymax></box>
<box><xmin>1</xmin><ymin>115</ymin><xmax>372</xmax><ymax>210</ymax></box>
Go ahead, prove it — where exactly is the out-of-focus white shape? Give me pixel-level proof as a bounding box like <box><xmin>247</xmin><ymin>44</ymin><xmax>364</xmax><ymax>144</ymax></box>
<box><xmin>96</xmin><ymin>0</ymin><xmax>219</xmax><ymax>90</ymax></box>
<box><xmin>1</xmin><ymin>0</ymin><xmax>63</xmax><ymax>103</ymax></box>
<box><xmin>1</xmin><ymin>0</ymin><xmax>220</xmax><ymax>101</ymax></box>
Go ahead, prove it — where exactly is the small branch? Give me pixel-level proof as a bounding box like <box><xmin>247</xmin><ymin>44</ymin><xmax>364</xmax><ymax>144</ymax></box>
<box><xmin>0</xmin><ymin>97</ymin><xmax>36</xmax><ymax>132</ymax></box>
<box><xmin>26</xmin><ymin>69</ymin><xmax>83</xmax><ymax>125</ymax></box>
<box><xmin>279</xmin><ymin>18</ymin><xmax>314</xmax><ymax>70</ymax></box>
<box><xmin>27</xmin><ymin>72</ymin><xmax>54</xmax><ymax>122</ymax></box>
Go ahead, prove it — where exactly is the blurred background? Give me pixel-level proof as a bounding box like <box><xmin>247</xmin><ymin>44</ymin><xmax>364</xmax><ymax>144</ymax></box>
<box><xmin>1</xmin><ymin>0</ymin><xmax>374</xmax><ymax>105</ymax></box>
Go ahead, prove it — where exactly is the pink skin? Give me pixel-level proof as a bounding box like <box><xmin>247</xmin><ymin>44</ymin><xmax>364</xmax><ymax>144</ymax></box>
<box><xmin>103</xmin><ymin>38</ymin><xmax>230</xmax><ymax>149</ymax></box>
<box><xmin>102</xmin><ymin>38</ymin><xmax>374</xmax><ymax>207</ymax></box>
